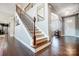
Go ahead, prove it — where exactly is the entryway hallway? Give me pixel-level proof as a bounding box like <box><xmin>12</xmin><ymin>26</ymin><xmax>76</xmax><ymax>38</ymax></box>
<box><xmin>0</xmin><ymin>3</ymin><xmax>79</xmax><ymax>56</ymax></box>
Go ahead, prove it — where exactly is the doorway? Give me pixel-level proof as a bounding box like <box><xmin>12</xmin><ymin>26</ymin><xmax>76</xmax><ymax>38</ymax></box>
<box><xmin>62</xmin><ymin>13</ymin><xmax>79</xmax><ymax>37</ymax></box>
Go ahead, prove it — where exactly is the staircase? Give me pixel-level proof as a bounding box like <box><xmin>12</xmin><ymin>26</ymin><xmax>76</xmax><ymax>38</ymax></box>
<box><xmin>30</xmin><ymin>27</ymin><xmax>50</xmax><ymax>53</ymax></box>
<box><xmin>16</xmin><ymin>4</ymin><xmax>51</xmax><ymax>53</ymax></box>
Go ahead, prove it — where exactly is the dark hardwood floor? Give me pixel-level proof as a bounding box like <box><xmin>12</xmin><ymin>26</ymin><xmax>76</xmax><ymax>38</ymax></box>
<box><xmin>36</xmin><ymin>36</ymin><xmax>79</xmax><ymax>56</ymax></box>
<box><xmin>1</xmin><ymin>35</ymin><xmax>79</xmax><ymax>56</ymax></box>
<box><xmin>3</xmin><ymin>37</ymin><xmax>34</xmax><ymax>56</ymax></box>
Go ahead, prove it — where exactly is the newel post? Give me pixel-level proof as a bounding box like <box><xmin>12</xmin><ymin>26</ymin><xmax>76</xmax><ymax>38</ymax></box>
<box><xmin>33</xmin><ymin>17</ymin><xmax>36</xmax><ymax>46</ymax></box>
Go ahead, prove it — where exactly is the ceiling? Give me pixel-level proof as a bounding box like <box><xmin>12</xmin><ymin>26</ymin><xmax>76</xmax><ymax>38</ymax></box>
<box><xmin>51</xmin><ymin>3</ymin><xmax>79</xmax><ymax>17</ymax></box>
<box><xmin>0</xmin><ymin>3</ymin><xmax>15</xmax><ymax>23</ymax></box>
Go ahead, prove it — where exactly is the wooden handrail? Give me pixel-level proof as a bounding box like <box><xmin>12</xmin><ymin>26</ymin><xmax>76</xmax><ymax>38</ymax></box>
<box><xmin>24</xmin><ymin>3</ymin><xmax>31</xmax><ymax>11</ymax></box>
<box><xmin>16</xmin><ymin>4</ymin><xmax>25</xmax><ymax>14</ymax></box>
<box><xmin>24</xmin><ymin>3</ymin><xmax>33</xmax><ymax>12</ymax></box>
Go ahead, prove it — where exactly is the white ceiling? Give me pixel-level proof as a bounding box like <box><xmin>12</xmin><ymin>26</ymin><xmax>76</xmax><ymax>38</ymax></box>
<box><xmin>51</xmin><ymin>3</ymin><xmax>79</xmax><ymax>17</ymax></box>
<box><xmin>0</xmin><ymin>3</ymin><xmax>15</xmax><ymax>23</ymax></box>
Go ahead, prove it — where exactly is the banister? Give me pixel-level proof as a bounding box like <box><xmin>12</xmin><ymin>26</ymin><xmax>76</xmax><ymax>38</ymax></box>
<box><xmin>16</xmin><ymin>5</ymin><xmax>33</xmax><ymax>36</ymax></box>
<box><xmin>16</xmin><ymin>4</ymin><xmax>25</xmax><ymax>14</ymax></box>
<box><xmin>24</xmin><ymin>3</ymin><xmax>33</xmax><ymax>12</ymax></box>
<box><xmin>16</xmin><ymin>4</ymin><xmax>34</xmax><ymax>21</ymax></box>
<box><xmin>16</xmin><ymin>5</ymin><xmax>37</xmax><ymax>46</ymax></box>
<box><xmin>24</xmin><ymin>3</ymin><xmax>31</xmax><ymax>11</ymax></box>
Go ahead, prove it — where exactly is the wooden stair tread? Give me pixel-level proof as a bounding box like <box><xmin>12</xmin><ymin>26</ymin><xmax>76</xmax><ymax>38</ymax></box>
<box><xmin>36</xmin><ymin>35</ymin><xmax>44</xmax><ymax>38</ymax></box>
<box><xmin>36</xmin><ymin>38</ymin><xmax>47</xmax><ymax>44</ymax></box>
<box><xmin>32</xmin><ymin>32</ymin><xmax>42</xmax><ymax>35</ymax></box>
<box><xmin>30</xmin><ymin>30</ymin><xmax>40</xmax><ymax>32</ymax></box>
<box><xmin>29</xmin><ymin>28</ymin><xmax>38</xmax><ymax>30</ymax></box>
<box><xmin>31</xmin><ymin>31</ymin><xmax>41</xmax><ymax>33</ymax></box>
<box><xmin>36</xmin><ymin>40</ymin><xmax>48</xmax><ymax>48</ymax></box>
<box><xmin>35</xmin><ymin>33</ymin><xmax>43</xmax><ymax>35</ymax></box>
<box><xmin>35</xmin><ymin>42</ymin><xmax>51</xmax><ymax>53</ymax></box>
<box><xmin>36</xmin><ymin>37</ymin><xmax>47</xmax><ymax>40</ymax></box>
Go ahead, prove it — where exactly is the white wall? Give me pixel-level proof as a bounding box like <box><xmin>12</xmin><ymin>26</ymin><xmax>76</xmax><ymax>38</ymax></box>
<box><xmin>15</xmin><ymin>13</ymin><xmax>35</xmax><ymax>52</ymax></box>
<box><xmin>0</xmin><ymin>4</ymin><xmax>15</xmax><ymax>37</ymax></box>
<box><xmin>37</xmin><ymin>4</ymin><xmax>49</xmax><ymax>37</ymax></box>
<box><xmin>26</xmin><ymin>4</ymin><xmax>37</xmax><ymax>20</ymax></box>
<box><xmin>50</xmin><ymin>13</ymin><xmax>62</xmax><ymax>32</ymax></box>
<box><xmin>26</xmin><ymin>4</ymin><xmax>49</xmax><ymax>38</ymax></box>
<box><xmin>15</xmin><ymin>13</ymin><xmax>33</xmax><ymax>45</ymax></box>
